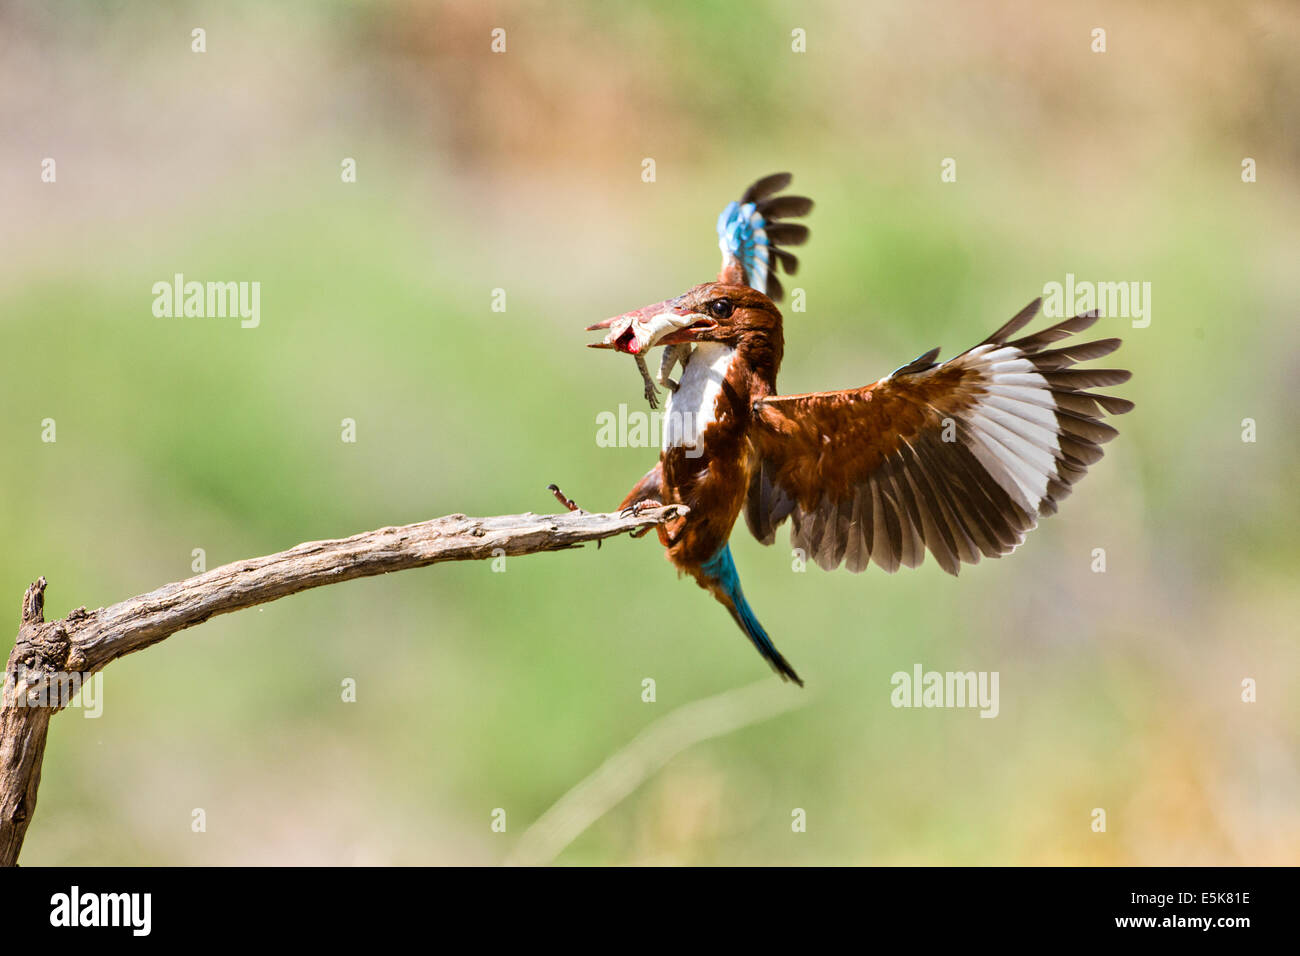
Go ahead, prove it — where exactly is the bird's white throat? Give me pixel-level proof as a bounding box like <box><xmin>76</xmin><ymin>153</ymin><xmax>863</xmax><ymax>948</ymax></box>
<box><xmin>662</xmin><ymin>343</ymin><xmax>736</xmax><ymax>452</ymax></box>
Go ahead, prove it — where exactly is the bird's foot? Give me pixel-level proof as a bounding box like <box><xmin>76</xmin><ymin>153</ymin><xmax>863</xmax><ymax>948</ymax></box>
<box><xmin>623</xmin><ymin>498</ymin><xmax>666</xmax><ymax>538</ymax></box>
<box><xmin>620</xmin><ymin>498</ymin><xmax>663</xmax><ymax>518</ymax></box>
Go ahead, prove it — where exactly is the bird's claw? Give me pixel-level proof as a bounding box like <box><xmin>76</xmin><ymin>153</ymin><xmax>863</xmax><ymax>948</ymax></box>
<box><xmin>620</xmin><ymin>498</ymin><xmax>664</xmax><ymax>518</ymax></box>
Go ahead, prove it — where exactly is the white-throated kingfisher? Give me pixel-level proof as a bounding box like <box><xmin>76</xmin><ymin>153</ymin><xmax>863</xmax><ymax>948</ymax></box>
<box><xmin>574</xmin><ymin>173</ymin><xmax>1132</xmax><ymax>686</ymax></box>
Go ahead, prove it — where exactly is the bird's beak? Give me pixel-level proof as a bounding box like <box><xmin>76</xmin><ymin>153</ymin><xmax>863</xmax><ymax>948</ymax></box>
<box><xmin>656</xmin><ymin>316</ymin><xmax>719</xmax><ymax>346</ymax></box>
<box><xmin>586</xmin><ymin>298</ymin><xmax>697</xmax><ymax>355</ymax></box>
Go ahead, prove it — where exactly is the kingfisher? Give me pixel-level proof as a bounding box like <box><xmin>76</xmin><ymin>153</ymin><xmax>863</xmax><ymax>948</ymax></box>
<box><xmin>608</xmin><ymin>173</ymin><xmax>812</xmax><ymax>408</ymax></box>
<box><xmin>567</xmin><ymin>173</ymin><xmax>1132</xmax><ymax>686</ymax></box>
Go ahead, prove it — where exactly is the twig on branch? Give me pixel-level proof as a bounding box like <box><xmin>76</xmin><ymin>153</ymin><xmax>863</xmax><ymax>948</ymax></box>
<box><xmin>0</xmin><ymin>505</ymin><xmax>685</xmax><ymax>866</ymax></box>
<box><xmin>505</xmin><ymin>678</ymin><xmax>812</xmax><ymax>866</ymax></box>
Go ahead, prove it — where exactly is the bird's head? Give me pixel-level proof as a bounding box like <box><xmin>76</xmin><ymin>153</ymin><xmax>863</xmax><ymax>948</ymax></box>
<box><xmin>587</xmin><ymin>282</ymin><xmax>783</xmax><ymax>355</ymax></box>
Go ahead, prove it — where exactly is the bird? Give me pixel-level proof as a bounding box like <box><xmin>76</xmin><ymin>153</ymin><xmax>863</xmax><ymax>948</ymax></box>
<box><xmin>573</xmin><ymin>173</ymin><xmax>1133</xmax><ymax>685</ymax></box>
<box><xmin>587</xmin><ymin>173</ymin><xmax>812</xmax><ymax>408</ymax></box>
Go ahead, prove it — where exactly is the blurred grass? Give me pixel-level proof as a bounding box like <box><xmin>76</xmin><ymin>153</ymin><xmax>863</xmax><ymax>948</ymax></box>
<box><xmin>1</xmin><ymin>0</ymin><xmax>1297</xmax><ymax>864</ymax></box>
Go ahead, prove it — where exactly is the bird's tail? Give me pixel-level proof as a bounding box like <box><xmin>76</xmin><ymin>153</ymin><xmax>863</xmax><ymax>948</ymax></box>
<box><xmin>699</xmin><ymin>544</ymin><xmax>803</xmax><ymax>686</ymax></box>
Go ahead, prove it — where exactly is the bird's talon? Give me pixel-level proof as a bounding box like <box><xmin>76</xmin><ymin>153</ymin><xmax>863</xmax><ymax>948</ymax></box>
<box><xmin>620</xmin><ymin>498</ymin><xmax>664</xmax><ymax>518</ymax></box>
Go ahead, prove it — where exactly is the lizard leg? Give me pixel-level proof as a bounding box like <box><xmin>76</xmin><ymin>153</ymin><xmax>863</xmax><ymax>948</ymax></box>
<box><xmin>657</xmin><ymin>345</ymin><xmax>686</xmax><ymax>392</ymax></box>
<box><xmin>635</xmin><ymin>354</ymin><xmax>659</xmax><ymax>409</ymax></box>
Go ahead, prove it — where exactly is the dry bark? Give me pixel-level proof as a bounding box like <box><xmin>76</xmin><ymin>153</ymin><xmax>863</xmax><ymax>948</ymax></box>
<box><xmin>0</xmin><ymin>505</ymin><xmax>684</xmax><ymax>865</ymax></box>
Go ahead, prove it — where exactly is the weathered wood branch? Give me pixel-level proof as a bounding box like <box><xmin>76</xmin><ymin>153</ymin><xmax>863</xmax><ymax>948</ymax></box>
<box><xmin>0</xmin><ymin>505</ymin><xmax>685</xmax><ymax>866</ymax></box>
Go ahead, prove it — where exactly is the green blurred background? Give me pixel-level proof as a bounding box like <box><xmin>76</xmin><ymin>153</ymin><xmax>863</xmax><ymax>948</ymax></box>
<box><xmin>2</xmin><ymin>0</ymin><xmax>1297</xmax><ymax>864</ymax></box>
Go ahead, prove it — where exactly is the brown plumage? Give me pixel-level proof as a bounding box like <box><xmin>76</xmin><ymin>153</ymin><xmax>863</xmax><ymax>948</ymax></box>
<box><xmin>745</xmin><ymin>299</ymin><xmax>1133</xmax><ymax>575</ymax></box>
<box><xmin>596</xmin><ymin>281</ymin><xmax>1132</xmax><ymax>682</ymax></box>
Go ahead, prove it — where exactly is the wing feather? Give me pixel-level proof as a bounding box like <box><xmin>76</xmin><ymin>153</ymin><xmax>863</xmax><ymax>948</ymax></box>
<box><xmin>717</xmin><ymin>173</ymin><xmax>814</xmax><ymax>302</ymax></box>
<box><xmin>747</xmin><ymin>299</ymin><xmax>1132</xmax><ymax>575</ymax></box>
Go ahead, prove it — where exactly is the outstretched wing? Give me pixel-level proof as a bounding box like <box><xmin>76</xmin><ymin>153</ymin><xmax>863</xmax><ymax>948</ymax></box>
<box><xmin>716</xmin><ymin>172</ymin><xmax>813</xmax><ymax>302</ymax></box>
<box><xmin>744</xmin><ymin>299</ymin><xmax>1133</xmax><ymax>575</ymax></box>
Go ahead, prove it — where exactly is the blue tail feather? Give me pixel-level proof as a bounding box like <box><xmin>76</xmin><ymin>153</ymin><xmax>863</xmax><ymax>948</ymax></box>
<box><xmin>700</xmin><ymin>544</ymin><xmax>803</xmax><ymax>685</ymax></box>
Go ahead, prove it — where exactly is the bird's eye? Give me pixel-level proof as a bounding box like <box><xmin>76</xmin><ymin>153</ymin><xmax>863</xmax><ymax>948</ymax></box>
<box><xmin>709</xmin><ymin>298</ymin><xmax>734</xmax><ymax>319</ymax></box>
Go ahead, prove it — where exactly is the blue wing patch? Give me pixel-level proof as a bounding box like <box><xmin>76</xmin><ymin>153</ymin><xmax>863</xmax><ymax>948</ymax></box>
<box><xmin>714</xmin><ymin>173</ymin><xmax>813</xmax><ymax>302</ymax></box>
<box><xmin>717</xmin><ymin>200</ymin><xmax>772</xmax><ymax>294</ymax></box>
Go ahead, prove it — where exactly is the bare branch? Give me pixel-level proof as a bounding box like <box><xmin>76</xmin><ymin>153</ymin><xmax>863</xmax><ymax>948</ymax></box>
<box><xmin>0</xmin><ymin>505</ymin><xmax>685</xmax><ymax>866</ymax></box>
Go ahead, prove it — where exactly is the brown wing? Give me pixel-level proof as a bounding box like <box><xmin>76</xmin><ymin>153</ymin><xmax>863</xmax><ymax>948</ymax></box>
<box><xmin>618</xmin><ymin>462</ymin><xmax>663</xmax><ymax>511</ymax></box>
<box><xmin>745</xmin><ymin>299</ymin><xmax>1133</xmax><ymax>575</ymax></box>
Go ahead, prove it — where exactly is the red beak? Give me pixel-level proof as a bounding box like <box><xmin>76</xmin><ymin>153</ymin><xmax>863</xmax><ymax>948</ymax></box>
<box><xmin>657</xmin><ymin>318</ymin><xmax>718</xmax><ymax>345</ymax></box>
<box><xmin>586</xmin><ymin>297</ymin><xmax>691</xmax><ymax>354</ymax></box>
